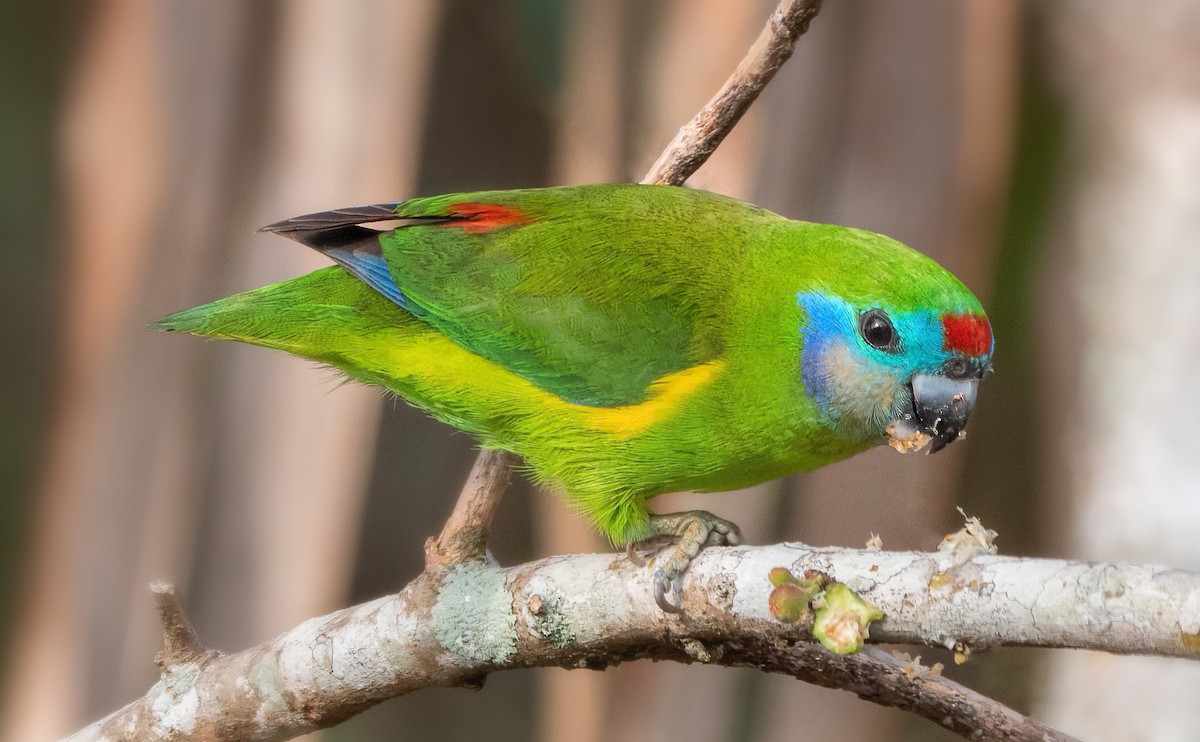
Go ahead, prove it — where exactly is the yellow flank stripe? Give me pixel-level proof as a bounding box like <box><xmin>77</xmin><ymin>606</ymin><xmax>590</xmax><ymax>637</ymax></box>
<box><xmin>370</xmin><ymin>329</ymin><xmax>722</xmax><ymax>440</ymax></box>
<box><xmin>584</xmin><ymin>361</ymin><xmax>724</xmax><ymax>438</ymax></box>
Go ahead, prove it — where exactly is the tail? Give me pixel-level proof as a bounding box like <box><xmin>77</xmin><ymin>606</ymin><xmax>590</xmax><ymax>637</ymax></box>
<box><xmin>152</xmin><ymin>266</ymin><xmax>414</xmax><ymax>366</ymax></box>
<box><xmin>153</xmin><ymin>263</ymin><xmax>542</xmax><ymax>447</ymax></box>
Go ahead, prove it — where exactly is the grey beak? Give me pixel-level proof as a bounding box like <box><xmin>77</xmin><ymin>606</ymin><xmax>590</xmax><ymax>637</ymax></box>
<box><xmin>911</xmin><ymin>373</ymin><xmax>979</xmax><ymax>453</ymax></box>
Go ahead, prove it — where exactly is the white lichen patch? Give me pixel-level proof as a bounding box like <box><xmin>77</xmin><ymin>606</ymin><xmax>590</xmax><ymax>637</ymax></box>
<box><xmin>269</xmin><ymin>595</ymin><xmax>406</xmax><ymax>704</ymax></box>
<box><xmin>518</xmin><ymin>555</ymin><xmax>632</xmax><ymax>645</ymax></box>
<box><xmin>523</xmin><ymin>585</ymin><xmax>576</xmax><ymax>647</ymax></box>
<box><xmin>433</xmin><ymin>564</ymin><xmax>517</xmax><ymax>664</ymax></box>
<box><xmin>249</xmin><ymin>645</ymin><xmax>294</xmax><ymax>730</ymax></box>
<box><xmin>374</xmin><ymin>595</ymin><xmax>421</xmax><ymax>671</ymax></box>
<box><xmin>149</xmin><ymin>668</ymin><xmax>200</xmax><ymax>736</ymax></box>
<box><xmin>323</xmin><ymin>598</ymin><xmax>414</xmax><ymax>690</ymax></box>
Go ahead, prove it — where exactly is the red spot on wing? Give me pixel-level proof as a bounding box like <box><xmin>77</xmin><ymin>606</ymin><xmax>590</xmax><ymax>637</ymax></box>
<box><xmin>443</xmin><ymin>203</ymin><xmax>532</xmax><ymax>234</ymax></box>
<box><xmin>942</xmin><ymin>314</ymin><xmax>992</xmax><ymax>356</ymax></box>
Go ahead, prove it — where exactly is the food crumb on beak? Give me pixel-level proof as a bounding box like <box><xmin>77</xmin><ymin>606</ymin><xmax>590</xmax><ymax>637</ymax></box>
<box><xmin>886</xmin><ymin>415</ymin><xmax>933</xmax><ymax>454</ymax></box>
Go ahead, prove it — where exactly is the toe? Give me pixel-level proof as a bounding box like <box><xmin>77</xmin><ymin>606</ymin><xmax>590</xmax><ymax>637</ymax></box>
<box><xmin>654</xmin><ymin>569</ymin><xmax>683</xmax><ymax>613</ymax></box>
<box><xmin>640</xmin><ymin>510</ymin><xmax>745</xmax><ymax>613</ymax></box>
<box><xmin>626</xmin><ymin>541</ymin><xmax>649</xmax><ymax>567</ymax></box>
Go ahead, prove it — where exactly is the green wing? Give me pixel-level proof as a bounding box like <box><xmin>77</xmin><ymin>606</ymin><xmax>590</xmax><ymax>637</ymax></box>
<box><xmin>264</xmin><ymin>184</ymin><xmax>763</xmax><ymax>406</ymax></box>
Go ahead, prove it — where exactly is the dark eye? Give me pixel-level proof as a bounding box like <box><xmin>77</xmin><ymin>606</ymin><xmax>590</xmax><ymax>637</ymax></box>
<box><xmin>859</xmin><ymin>309</ymin><xmax>897</xmax><ymax>351</ymax></box>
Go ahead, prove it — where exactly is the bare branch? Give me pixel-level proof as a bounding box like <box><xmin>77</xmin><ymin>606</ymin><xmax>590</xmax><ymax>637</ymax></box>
<box><xmin>752</xmin><ymin>646</ymin><xmax>1077</xmax><ymax>741</ymax></box>
<box><xmin>426</xmin><ymin>449</ymin><xmax>514</xmax><ymax>567</ymax></box>
<box><xmin>642</xmin><ymin>0</ymin><xmax>823</xmax><ymax>186</ymax></box>
<box><xmin>72</xmin><ymin>545</ymin><xmax>1196</xmax><ymax>740</ymax></box>
<box><xmin>150</xmin><ymin>582</ymin><xmax>211</xmax><ymax>671</ymax></box>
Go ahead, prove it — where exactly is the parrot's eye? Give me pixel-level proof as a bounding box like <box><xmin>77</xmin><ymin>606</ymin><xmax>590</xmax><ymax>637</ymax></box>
<box><xmin>859</xmin><ymin>309</ymin><xmax>897</xmax><ymax>352</ymax></box>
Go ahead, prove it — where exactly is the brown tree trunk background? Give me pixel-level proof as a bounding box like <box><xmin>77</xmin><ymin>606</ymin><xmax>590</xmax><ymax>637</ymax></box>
<box><xmin>1035</xmin><ymin>2</ymin><xmax>1200</xmax><ymax>739</ymax></box>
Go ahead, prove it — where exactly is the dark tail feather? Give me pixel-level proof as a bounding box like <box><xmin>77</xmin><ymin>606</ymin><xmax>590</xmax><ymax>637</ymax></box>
<box><xmin>260</xmin><ymin>203</ymin><xmax>403</xmax><ymax>239</ymax></box>
<box><xmin>259</xmin><ymin>204</ymin><xmax>436</xmax><ymax>311</ymax></box>
<box><xmin>259</xmin><ymin>203</ymin><xmax>451</xmax><ymax>244</ymax></box>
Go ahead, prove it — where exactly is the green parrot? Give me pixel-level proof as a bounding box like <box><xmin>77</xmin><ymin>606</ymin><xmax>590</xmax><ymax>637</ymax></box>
<box><xmin>156</xmin><ymin>184</ymin><xmax>992</xmax><ymax>610</ymax></box>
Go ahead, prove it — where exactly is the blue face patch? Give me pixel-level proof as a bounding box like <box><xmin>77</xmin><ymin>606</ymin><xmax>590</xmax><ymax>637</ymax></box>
<box><xmin>797</xmin><ymin>292</ymin><xmax>856</xmax><ymax>410</ymax></box>
<box><xmin>797</xmin><ymin>291</ymin><xmax>952</xmax><ymax>431</ymax></box>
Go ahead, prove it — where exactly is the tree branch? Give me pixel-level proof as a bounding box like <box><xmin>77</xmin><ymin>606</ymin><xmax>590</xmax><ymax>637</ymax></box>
<box><xmin>426</xmin><ymin>448</ymin><xmax>514</xmax><ymax>567</ymax></box>
<box><xmin>642</xmin><ymin>0</ymin><xmax>823</xmax><ymax>186</ymax></box>
<box><xmin>74</xmin><ymin>542</ymin><xmax>1200</xmax><ymax>740</ymax></box>
<box><xmin>149</xmin><ymin>582</ymin><xmax>212</xmax><ymax>671</ymax></box>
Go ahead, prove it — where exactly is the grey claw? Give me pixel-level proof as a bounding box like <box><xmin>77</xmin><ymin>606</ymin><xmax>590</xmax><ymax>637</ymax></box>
<box><xmin>654</xmin><ymin>571</ymin><xmax>683</xmax><ymax>613</ymax></box>
<box><xmin>626</xmin><ymin>541</ymin><xmax>649</xmax><ymax>568</ymax></box>
<box><xmin>639</xmin><ymin>511</ymin><xmax>744</xmax><ymax>613</ymax></box>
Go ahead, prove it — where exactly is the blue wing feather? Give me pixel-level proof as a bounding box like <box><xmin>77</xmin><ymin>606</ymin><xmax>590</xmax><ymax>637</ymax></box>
<box><xmin>324</xmin><ymin>246</ymin><xmax>411</xmax><ymax>310</ymax></box>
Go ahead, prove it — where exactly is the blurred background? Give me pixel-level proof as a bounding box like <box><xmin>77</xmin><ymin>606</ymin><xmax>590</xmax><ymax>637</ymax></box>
<box><xmin>3</xmin><ymin>0</ymin><xmax>1198</xmax><ymax>740</ymax></box>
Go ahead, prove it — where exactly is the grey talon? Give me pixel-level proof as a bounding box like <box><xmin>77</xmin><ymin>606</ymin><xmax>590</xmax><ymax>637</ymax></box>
<box><xmin>626</xmin><ymin>541</ymin><xmax>647</xmax><ymax>567</ymax></box>
<box><xmin>638</xmin><ymin>510</ymin><xmax>742</xmax><ymax>613</ymax></box>
<box><xmin>654</xmin><ymin>571</ymin><xmax>683</xmax><ymax>613</ymax></box>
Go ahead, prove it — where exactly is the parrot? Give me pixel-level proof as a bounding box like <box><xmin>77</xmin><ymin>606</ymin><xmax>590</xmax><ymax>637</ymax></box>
<box><xmin>155</xmin><ymin>184</ymin><xmax>993</xmax><ymax>610</ymax></box>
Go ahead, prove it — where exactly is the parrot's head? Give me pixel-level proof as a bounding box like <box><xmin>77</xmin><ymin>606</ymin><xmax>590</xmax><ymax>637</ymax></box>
<box><xmin>796</xmin><ymin>240</ymin><xmax>993</xmax><ymax>454</ymax></box>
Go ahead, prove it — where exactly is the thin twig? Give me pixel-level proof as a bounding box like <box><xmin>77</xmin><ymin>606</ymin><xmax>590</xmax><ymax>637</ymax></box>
<box><xmin>150</xmin><ymin>582</ymin><xmax>210</xmax><ymax>671</ymax></box>
<box><xmin>427</xmin><ymin>448</ymin><xmax>514</xmax><ymax>566</ymax></box>
<box><xmin>643</xmin><ymin>0</ymin><xmax>823</xmax><ymax>186</ymax></box>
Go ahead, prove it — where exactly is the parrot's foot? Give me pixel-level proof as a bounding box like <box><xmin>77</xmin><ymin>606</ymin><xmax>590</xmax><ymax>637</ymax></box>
<box><xmin>633</xmin><ymin>510</ymin><xmax>743</xmax><ymax>613</ymax></box>
<box><xmin>625</xmin><ymin>534</ymin><xmax>676</xmax><ymax>567</ymax></box>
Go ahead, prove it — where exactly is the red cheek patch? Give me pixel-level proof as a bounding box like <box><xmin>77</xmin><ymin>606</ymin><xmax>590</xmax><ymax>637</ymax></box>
<box><xmin>443</xmin><ymin>203</ymin><xmax>532</xmax><ymax>234</ymax></box>
<box><xmin>942</xmin><ymin>314</ymin><xmax>992</xmax><ymax>356</ymax></box>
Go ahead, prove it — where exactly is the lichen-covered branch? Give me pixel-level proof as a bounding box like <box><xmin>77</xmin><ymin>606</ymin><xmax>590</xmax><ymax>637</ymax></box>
<box><xmin>71</xmin><ymin>544</ymin><xmax>1196</xmax><ymax>740</ymax></box>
